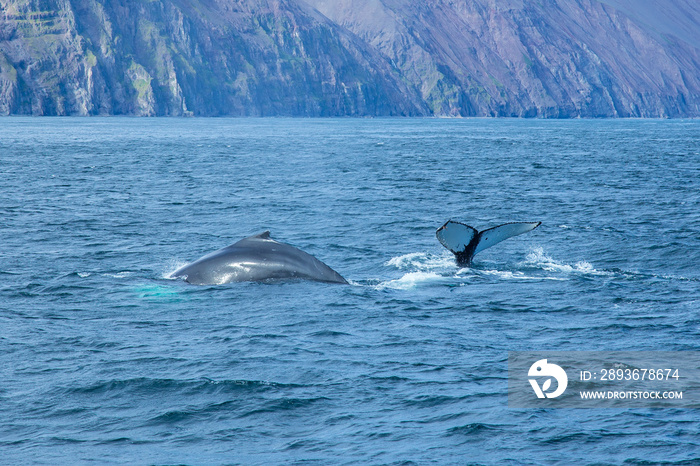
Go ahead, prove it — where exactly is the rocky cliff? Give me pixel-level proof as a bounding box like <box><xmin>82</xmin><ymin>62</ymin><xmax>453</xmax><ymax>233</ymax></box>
<box><xmin>0</xmin><ymin>0</ymin><xmax>698</xmax><ymax>116</ymax></box>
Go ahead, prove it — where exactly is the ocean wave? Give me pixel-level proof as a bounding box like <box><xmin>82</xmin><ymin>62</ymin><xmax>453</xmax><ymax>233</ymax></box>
<box><xmin>446</xmin><ymin>422</ymin><xmax>503</xmax><ymax>436</ymax></box>
<box><xmin>239</xmin><ymin>396</ymin><xmax>331</xmax><ymax>418</ymax></box>
<box><xmin>61</xmin><ymin>377</ymin><xmax>295</xmax><ymax>397</ymax></box>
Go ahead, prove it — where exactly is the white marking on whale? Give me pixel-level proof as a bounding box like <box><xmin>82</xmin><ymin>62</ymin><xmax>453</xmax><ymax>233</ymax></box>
<box><xmin>170</xmin><ymin>231</ymin><xmax>347</xmax><ymax>285</ymax></box>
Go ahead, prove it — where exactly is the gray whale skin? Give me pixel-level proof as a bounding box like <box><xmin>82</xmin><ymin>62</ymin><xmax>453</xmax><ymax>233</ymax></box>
<box><xmin>171</xmin><ymin>231</ymin><xmax>348</xmax><ymax>285</ymax></box>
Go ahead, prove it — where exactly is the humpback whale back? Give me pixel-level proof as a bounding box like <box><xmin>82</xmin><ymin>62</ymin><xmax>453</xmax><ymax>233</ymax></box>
<box><xmin>436</xmin><ymin>221</ymin><xmax>541</xmax><ymax>266</ymax></box>
<box><xmin>171</xmin><ymin>231</ymin><xmax>348</xmax><ymax>285</ymax></box>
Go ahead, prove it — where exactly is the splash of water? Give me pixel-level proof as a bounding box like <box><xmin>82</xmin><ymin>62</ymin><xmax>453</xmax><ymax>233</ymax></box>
<box><xmin>524</xmin><ymin>247</ymin><xmax>610</xmax><ymax>276</ymax></box>
<box><xmin>376</xmin><ymin>271</ymin><xmax>452</xmax><ymax>290</ymax></box>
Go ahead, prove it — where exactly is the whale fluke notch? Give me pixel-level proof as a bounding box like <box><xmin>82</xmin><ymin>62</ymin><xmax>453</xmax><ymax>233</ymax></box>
<box><xmin>436</xmin><ymin>220</ymin><xmax>541</xmax><ymax>267</ymax></box>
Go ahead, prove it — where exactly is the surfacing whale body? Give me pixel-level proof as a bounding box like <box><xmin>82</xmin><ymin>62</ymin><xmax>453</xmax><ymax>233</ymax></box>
<box><xmin>171</xmin><ymin>231</ymin><xmax>348</xmax><ymax>285</ymax></box>
<box><xmin>436</xmin><ymin>220</ymin><xmax>541</xmax><ymax>267</ymax></box>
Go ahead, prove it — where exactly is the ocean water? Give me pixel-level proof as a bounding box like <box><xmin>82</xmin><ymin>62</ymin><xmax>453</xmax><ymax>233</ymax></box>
<box><xmin>1</xmin><ymin>117</ymin><xmax>699</xmax><ymax>464</ymax></box>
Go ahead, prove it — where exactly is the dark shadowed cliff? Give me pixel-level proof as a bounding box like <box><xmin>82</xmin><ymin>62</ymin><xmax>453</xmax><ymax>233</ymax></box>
<box><xmin>0</xmin><ymin>0</ymin><xmax>698</xmax><ymax>116</ymax></box>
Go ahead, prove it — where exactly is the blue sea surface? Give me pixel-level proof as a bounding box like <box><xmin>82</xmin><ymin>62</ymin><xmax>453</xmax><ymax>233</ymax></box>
<box><xmin>1</xmin><ymin>117</ymin><xmax>699</xmax><ymax>464</ymax></box>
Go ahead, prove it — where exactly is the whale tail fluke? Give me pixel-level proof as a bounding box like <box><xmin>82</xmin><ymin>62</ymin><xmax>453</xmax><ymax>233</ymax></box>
<box><xmin>436</xmin><ymin>220</ymin><xmax>541</xmax><ymax>266</ymax></box>
<box><xmin>435</xmin><ymin>221</ymin><xmax>478</xmax><ymax>254</ymax></box>
<box><xmin>473</xmin><ymin>222</ymin><xmax>541</xmax><ymax>255</ymax></box>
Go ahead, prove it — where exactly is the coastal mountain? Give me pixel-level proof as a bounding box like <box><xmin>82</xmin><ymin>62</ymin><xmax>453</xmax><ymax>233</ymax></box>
<box><xmin>1</xmin><ymin>0</ymin><xmax>698</xmax><ymax>116</ymax></box>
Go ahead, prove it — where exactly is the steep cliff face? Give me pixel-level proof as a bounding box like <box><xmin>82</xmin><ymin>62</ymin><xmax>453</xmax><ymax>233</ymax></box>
<box><xmin>0</xmin><ymin>0</ymin><xmax>698</xmax><ymax>116</ymax></box>
<box><xmin>0</xmin><ymin>0</ymin><xmax>426</xmax><ymax>115</ymax></box>
<box><xmin>305</xmin><ymin>0</ymin><xmax>700</xmax><ymax>117</ymax></box>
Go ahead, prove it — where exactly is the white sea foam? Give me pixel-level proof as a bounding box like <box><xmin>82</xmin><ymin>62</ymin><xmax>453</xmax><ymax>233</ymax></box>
<box><xmin>475</xmin><ymin>269</ymin><xmax>566</xmax><ymax>281</ymax></box>
<box><xmin>376</xmin><ymin>271</ymin><xmax>449</xmax><ymax>290</ymax></box>
<box><xmin>524</xmin><ymin>247</ymin><xmax>610</xmax><ymax>276</ymax></box>
<box><xmin>376</xmin><ymin>251</ymin><xmax>460</xmax><ymax>289</ymax></box>
<box><xmin>386</xmin><ymin>252</ymin><xmax>455</xmax><ymax>272</ymax></box>
<box><xmin>105</xmin><ymin>271</ymin><xmax>134</xmax><ymax>279</ymax></box>
<box><xmin>381</xmin><ymin>250</ymin><xmax>569</xmax><ymax>287</ymax></box>
<box><xmin>379</xmin><ymin>248</ymin><xmax>596</xmax><ymax>288</ymax></box>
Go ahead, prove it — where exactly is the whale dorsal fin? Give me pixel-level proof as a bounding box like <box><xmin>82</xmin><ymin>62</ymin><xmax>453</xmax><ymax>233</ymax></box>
<box><xmin>473</xmin><ymin>222</ymin><xmax>541</xmax><ymax>256</ymax></box>
<box><xmin>229</xmin><ymin>230</ymin><xmax>272</xmax><ymax>248</ymax></box>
